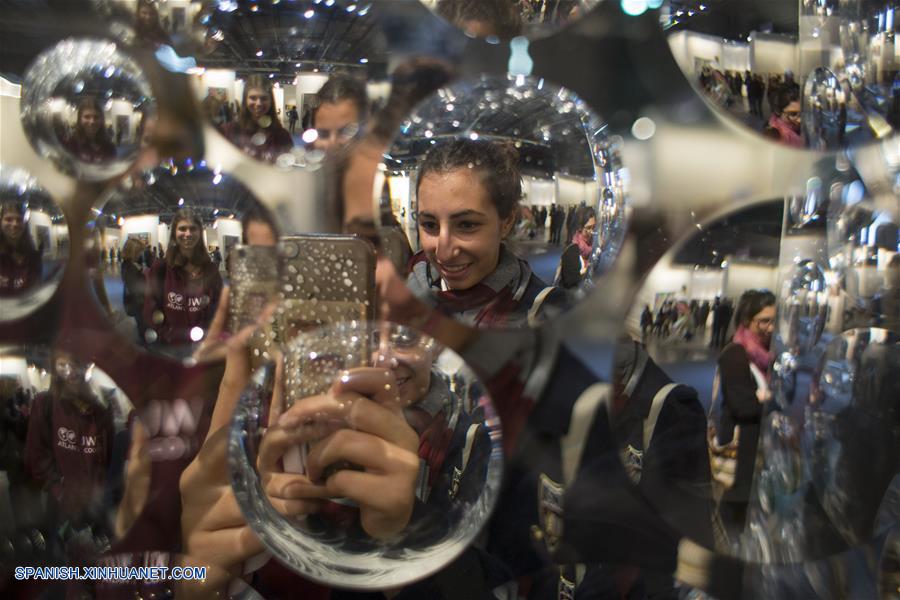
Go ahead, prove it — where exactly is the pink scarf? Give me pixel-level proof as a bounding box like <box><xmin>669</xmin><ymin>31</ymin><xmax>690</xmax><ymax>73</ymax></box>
<box><xmin>572</xmin><ymin>231</ymin><xmax>593</xmax><ymax>259</ymax></box>
<box><xmin>733</xmin><ymin>324</ymin><xmax>773</xmax><ymax>374</ymax></box>
<box><xmin>767</xmin><ymin>114</ymin><xmax>803</xmax><ymax>148</ymax></box>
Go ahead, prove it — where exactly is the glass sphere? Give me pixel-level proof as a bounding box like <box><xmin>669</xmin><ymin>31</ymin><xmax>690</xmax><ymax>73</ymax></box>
<box><xmin>229</xmin><ymin>320</ymin><xmax>503</xmax><ymax>589</ymax></box>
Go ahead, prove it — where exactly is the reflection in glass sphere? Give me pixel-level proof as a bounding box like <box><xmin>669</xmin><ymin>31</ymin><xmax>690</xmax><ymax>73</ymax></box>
<box><xmin>20</xmin><ymin>38</ymin><xmax>155</xmax><ymax>181</ymax></box>
<box><xmin>188</xmin><ymin>0</ymin><xmax>388</xmax><ymax>166</ymax></box>
<box><xmin>96</xmin><ymin>161</ymin><xmax>276</xmax><ymax>361</ymax></box>
<box><xmin>229</xmin><ymin>320</ymin><xmax>502</xmax><ymax>589</ymax></box>
<box><xmin>383</xmin><ymin>74</ymin><xmax>629</xmax><ymax>328</ymax></box>
<box><xmin>0</xmin><ymin>165</ymin><xmax>68</xmax><ymax>322</ymax></box>
<box><xmin>420</xmin><ymin>0</ymin><xmax>601</xmax><ymax>40</ymax></box>
<box><xmin>0</xmin><ymin>346</ymin><xmax>142</xmax><ymax>571</ymax></box>
<box><xmin>806</xmin><ymin>328</ymin><xmax>899</xmax><ymax>549</ymax></box>
<box><xmin>803</xmin><ymin>67</ymin><xmax>849</xmax><ymax>150</ymax></box>
<box><xmin>780</xmin><ymin>259</ymin><xmax>828</xmax><ymax>355</ymax></box>
<box><xmin>826</xmin><ymin>177</ymin><xmax>898</xmax><ymax>330</ymax></box>
<box><xmin>90</xmin><ymin>0</ymin><xmax>218</xmax><ymax>55</ymax></box>
<box><xmin>620</xmin><ymin>200</ymin><xmax>789</xmax><ymax>559</ymax></box>
<box><xmin>663</xmin><ymin>0</ymin><xmax>899</xmax><ymax>150</ymax></box>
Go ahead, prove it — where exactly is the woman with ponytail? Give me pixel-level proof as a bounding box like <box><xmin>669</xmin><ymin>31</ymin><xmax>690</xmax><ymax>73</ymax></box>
<box><xmin>716</xmin><ymin>289</ymin><xmax>776</xmax><ymax>532</ymax></box>
<box><xmin>408</xmin><ymin>139</ymin><xmax>565</xmax><ymax>328</ymax></box>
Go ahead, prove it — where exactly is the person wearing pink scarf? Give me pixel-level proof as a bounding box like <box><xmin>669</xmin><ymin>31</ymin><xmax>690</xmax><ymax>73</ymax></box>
<box><xmin>763</xmin><ymin>87</ymin><xmax>803</xmax><ymax>148</ymax></box>
<box><xmin>716</xmin><ymin>289</ymin><xmax>776</xmax><ymax>535</ymax></box>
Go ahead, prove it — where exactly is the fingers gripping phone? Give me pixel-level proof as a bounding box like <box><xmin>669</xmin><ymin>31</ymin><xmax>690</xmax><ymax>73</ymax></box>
<box><xmin>277</xmin><ymin>235</ymin><xmax>376</xmax><ymax>482</ymax></box>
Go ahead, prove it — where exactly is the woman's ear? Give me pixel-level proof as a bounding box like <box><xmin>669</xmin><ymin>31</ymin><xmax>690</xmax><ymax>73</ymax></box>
<box><xmin>499</xmin><ymin>212</ymin><xmax>516</xmax><ymax>239</ymax></box>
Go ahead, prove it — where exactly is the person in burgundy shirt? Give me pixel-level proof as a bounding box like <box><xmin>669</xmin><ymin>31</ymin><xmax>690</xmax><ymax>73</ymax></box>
<box><xmin>142</xmin><ymin>208</ymin><xmax>223</xmax><ymax>349</ymax></box>
<box><xmin>24</xmin><ymin>350</ymin><xmax>115</xmax><ymax>524</ymax></box>
<box><xmin>0</xmin><ymin>200</ymin><xmax>42</xmax><ymax>297</ymax></box>
<box><xmin>219</xmin><ymin>75</ymin><xmax>293</xmax><ymax>164</ymax></box>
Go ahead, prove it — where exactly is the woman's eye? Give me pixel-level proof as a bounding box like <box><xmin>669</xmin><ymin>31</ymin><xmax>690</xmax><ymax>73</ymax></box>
<box><xmin>457</xmin><ymin>221</ymin><xmax>479</xmax><ymax>231</ymax></box>
<box><xmin>420</xmin><ymin>221</ymin><xmax>438</xmax><ymax>233</ymax></box>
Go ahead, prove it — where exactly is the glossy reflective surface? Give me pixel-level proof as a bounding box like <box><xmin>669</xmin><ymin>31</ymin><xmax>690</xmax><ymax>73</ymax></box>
<box><xmin>230</xmin><ymin>320</ymin><xmax>502</xmax><ymax>589</ymax></box>
<box><xmin>383</xmin><ymin>73</ymin><xmax>629</xmax><ymax>329</ymax></box>
<box><xmin>95</xmin><ymin>161</ymin><xmax>276</xmax><ymax>361</ymax></box>
<box><xmin>0</xmin><ymin>166</ymin><xmax>68</xmax><ymax>322</ymax></box>
<box><xmin>420</xmin><ymin>0</ymin><xmax>602</xmax><ymax>40</ymax></box>
<box><xmin>20</xmin><ymin>38</ymin><xmax>155</xmax><ymax>181</ymax></box>
<box><xmin>0</xmin><ymin>345</ymin><xmax>146</xmax><ymax>571</ymax></box>
<box><xmin>664</xmin><ymin>0</ymin><xmax>899</xmax><ymax>150</ymax></box>
<box><xmin>188</xmin><ymin>0</ymin><xmax>388</xmax><ymax>166</ymax></box>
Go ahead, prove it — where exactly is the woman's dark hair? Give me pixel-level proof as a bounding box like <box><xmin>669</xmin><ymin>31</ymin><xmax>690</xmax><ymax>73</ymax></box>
<box><xmin>735</xmin><ymin>289</ymin><xmax>776</xmax><ymax>327</ymax></box>
<box><xmin>773</xmin><ymin>86</ymin><xmax>800</xmax><ymax>116</ymax></box>
<box><xmin>240</xmin><ymin>204</ymin><xmax>279</xmax><ymax>244</ymax></box>
<box><xmin>436</xmin><ymin>0</ymin><xmax>523</xmax><ymax>40</ymax></box>
<box><xmin>313</xmin><ymin>74</ymin><xmax>369</xmax><ymax>125</ymax></box>
<box><xmin>237</xmin><ymin>75</ymin><xmax>286</xmax><ymax>134</ymax></box>
<box><xmin>134</xmin><ymin>0</ymin><xmax>169</xmax><ymax>45</ymax></box>
<box><xmin>415</xmin><ymin>139</ymin><xmax>522</xmax><ymax>220</ymax></box>
<box><xmin>165</xmin><ymin>208</ymin><xmax>211</xmax><ymax>269</ymax></box>
<box><xmin>0</xmin><ymin>201</ymin><xmax>36</xmax><ymax>257</ymax></box>
<box><xmin>121</xmin><ymin>237</ymin><xmax>144</xmax><ymax>262</ymax></box>
<box><xmin>573</xmin><ymin>205</ymin><xmax>596</xmax><ymax>233</ymax></box>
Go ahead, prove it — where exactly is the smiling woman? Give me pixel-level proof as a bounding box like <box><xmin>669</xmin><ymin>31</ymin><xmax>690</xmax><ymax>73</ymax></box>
<box><xmin>142</xmin><ymin>208</ymin><xmax>223</xmax><ymax>350</ymax></box>
<box><xmin>219</xmin><ymin>74</ymin><xmax>293</xmax><ymax>164</ymax></box>
<box><xmin>407</xmin><ymin>139</ymin><xmax>567</xmax><ymax>328</ymax></box>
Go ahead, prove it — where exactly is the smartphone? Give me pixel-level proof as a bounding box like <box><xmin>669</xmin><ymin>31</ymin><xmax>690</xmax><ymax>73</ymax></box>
<box><xmin>227</xmin><ymin>245</ymin><xmax>281</xmax><ymax>368</ymax></box>
<box><xmin>276</xmin><ymin>235</ymin><xmax>376</xmax><ymax>487</ymax></box>
<box><xmin>277</xmin><ymin>234</ymin><xmax>376</xmax><ymax>404</ymax></box>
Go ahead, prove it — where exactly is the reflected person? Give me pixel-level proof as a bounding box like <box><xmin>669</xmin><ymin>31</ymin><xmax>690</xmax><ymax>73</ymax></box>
<box><xmin>259</xmin><ymin>330</ymin><xmax>491</xmax><ymax>544</ymax></box>
<box><xmin>63</xmin><ymin>97</ymin><xmax>117</xmax><ymax>164</ymax></box>
<box><xmin>310</xmin><ymin>74</ymin><xmax>368</xmax><ymax>152</ymax></box>
<box><xmin>120</xmin><ymin>238</ymin><xmax>148</xmax><ymax>343</ymax></box>
<box><xmin>134</xmin><ymin>0</ymin><xmax>171</xmax><ymax>48</ymax></box>
<box><xmin>716</xmin><ymin>289</ymin><xmax>775</xmax><ymax>535</ymax></box>
<box><xmin>436</xmin><ymin>0</ymin><xmax>523</xmax><ymax>39</ymax></box>
<box><xmin>0</xmin><ymin>201</ymin><xmax>41</xmax><ymax>297</ymax></box>
<box><xmin>409</xmin><ymin>139</ymin><xmax>566</xmax><ymax>327</ymax></box>
<box><xmin>24</xmin><ymin>350</ymin><xmax>116</xmax><ymax>543</ymax></box>
<box><xmin>220</xmin><ymin>75</ymin><xmax>293</xmax><ymax>163</ymax></box>
<box><xmin>143</xmin><ymin>208</ymin><xmax>223</xmax><ymax>348</ymax></box>
<box><xmin>763</xmin><ymin>87</ymin><xmax>803</xmax><ymax>148</ymax></box>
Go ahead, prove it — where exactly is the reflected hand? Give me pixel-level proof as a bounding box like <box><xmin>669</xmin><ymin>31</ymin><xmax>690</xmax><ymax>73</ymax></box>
<box><xmin>277</xmin><ymin>367</ymin><xmax>420</xmax><ymax>540</ymax></box>
<box><xmin>181</xmin><ymin>294</ymin><xmax>280</xmax><ymax>579</ymax></box>
<box><xmin>192</xmin><ymin>286</ymin><xmax>277</xmax><ymax>365</ymax></box>
<box><xmin>257</xmin><ymin>356</ymin><xmax>331</xmax><ymax>519</ymax></box>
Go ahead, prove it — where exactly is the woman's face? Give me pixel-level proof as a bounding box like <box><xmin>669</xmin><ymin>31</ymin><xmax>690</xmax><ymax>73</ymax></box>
<box><xmin>138</xmin><ymin>5</ymin><xmax>155</xmax><ymax>25</ymax></box>
<box><xmin>781</xmin><ymin>101</ymin><xmax>801</xmax><ymax>131</ymax></box>
<box><xmin>55</xmin><ymin>354</ymin><xmax>86</xmax><ymax>386</ymax></box>
<box><xmin>245</xmin><ymin>88</ymin><xmax>272</xmax><ymax>121</ymax></box>
<box><xmin>313</xmin><ymin>99</ymin><xmax>360</xmax><ymax>151</ymax></box>
<box><xmin>244</xmin><ymin>220</ymin><xmax>277</xmax><ymax>247</ymax></box>
<box><xmin>1</xmin><ymin>210</ymin><xmax>24</xmax><ymax>243</ymax></box>
<box><xmin>373</xmin><ymin>334</ymin><xmax>435</xmax><ymax>407</ymax></box>
<box><xmin>417</xmin><ymin>168</ymin><xmax>515</xmax><ymax>291</ymax></box>
<box><xmin>174</xmin><ymin>219</ymin><xmax>200</xmax><ymax>254</ymax></box>
<box><xmin>80</xmin><ymin>108</ymin><xmax>102</xmax><ymax>136</ymax></box>
<box><xmin>749</xmin><ymin>304</ymin><xmax>776</xmax><ymax>347</ymax></box>
<box><xmin>582</xmin><ymin>216</ymin><xmax>596</xmax><ymax>236</ymax></box>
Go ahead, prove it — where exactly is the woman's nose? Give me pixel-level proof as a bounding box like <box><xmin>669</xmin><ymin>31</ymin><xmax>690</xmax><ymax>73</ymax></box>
<box><xmin>434</xmin><ymin>229</ymin><xmax>456</xmax><ymax>261</ymax></box>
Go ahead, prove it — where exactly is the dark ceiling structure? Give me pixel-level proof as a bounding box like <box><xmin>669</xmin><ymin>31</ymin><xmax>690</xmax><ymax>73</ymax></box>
<box><xmin>673</xmin><ymin>199</ymin><xmax>785</xmax><ymax>266</ymax></box>
<box><xmin>667</xmin><ymin>0</ymin><xmax>799</xmax><ymax>40</ymax></box>
<box><xmin>387</xmin><ymin>76</ymin><xmax>603</xmax><ymax>179</ymax></box>
<box><xmin>201</xmin><ymin>1</ymin><xmax>387</xmax><ymax>82</ymax></box>
<box><xmin>100</xmin><ymin>164</ymin><xmax>260</xmax><ymax>226</ymax></box>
